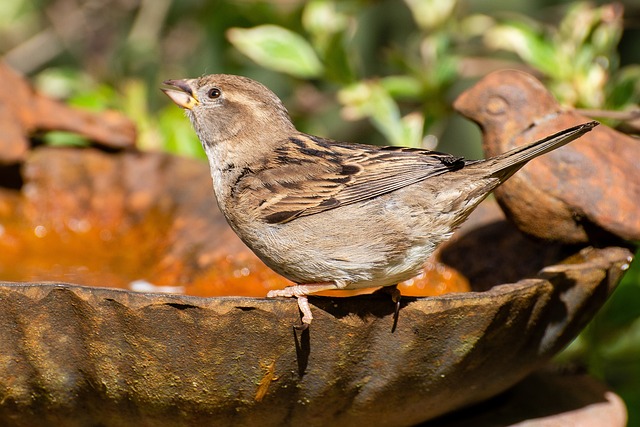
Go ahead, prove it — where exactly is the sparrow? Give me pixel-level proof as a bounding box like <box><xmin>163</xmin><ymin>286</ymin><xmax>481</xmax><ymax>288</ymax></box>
<box><xmin>454</xmin><ymin>70</ymin><xmax>640</xmax><ymax>243</ymax></box>
<box><xmin>162</xmin><ymin>74</ymin><xmax>597</xmax><ymax>327</ymax></box>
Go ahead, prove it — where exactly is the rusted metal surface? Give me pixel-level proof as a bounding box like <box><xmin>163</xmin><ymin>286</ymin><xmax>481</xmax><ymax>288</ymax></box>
<box><xmin>454</xmin><ymin>69</ymin><xmax>640</xmax><ymax>243</ymax></box>
<box><xmin>431</xmin><ymin>371</ymin><xmax>627</xmax><ymax>427</ymax></box>
<box><xmin>0</xmin><ymin>246</ymin><xmax>632</xmax><ymax>427</ymax></box>
<box><xmin>0</xmin><ymin>62</ymin><xmax>136</xmax><ymax>164</ymax></box>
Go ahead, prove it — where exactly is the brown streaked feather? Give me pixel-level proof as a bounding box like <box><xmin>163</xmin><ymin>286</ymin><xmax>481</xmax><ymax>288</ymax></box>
<box><xmin>233</xmin><ymin>134</ymin><xmax>464</xmax><ymax>224</ymax></box>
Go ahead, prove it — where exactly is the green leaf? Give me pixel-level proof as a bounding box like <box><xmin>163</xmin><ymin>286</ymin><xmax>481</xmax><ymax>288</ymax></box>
<box><xmin>607</xmin><ymin>66</ymin><xmax>640</xmax><ymax>109</ymax></box>
<box><xmin>338</xmin><ymin>81</ymin><xmax>424</xmax><ymax>147</ymax></box>
<box><xmin>302</xmin><ymin>0</ymin><xmax>349</xmax><ymax>40</ymax></box>
<box><xmin>35</xmin><ymin>68</ymin><xmax>94</xmax><ymax>100</ymax></box>
<box><xmin>43</xmin><ymin>131</ymin><xmax>90</xmax><ymax>147</ymax></box>
<box><xmin>367</xmin><ymin>84</ymin><xmax>405</xmax><ymax>145</ymax></box>
<box><xmin>404</xmin><ymin>0</ymin><xmax>457</xmax><ymax>30</ymax></box>
<box><xmin>485</xmin><ymin>22</ymin><xmax>561</xmax><ymax>78</ymax></box>
<box><xmin>380</xmin><ymin>76</ymin><xmax>422</xmax><ymax>98</ymax></box>
<box><xmin>322</xmin><ymin>31</ymin><xmax>356</xmax><ymax>83</ymax></box>
<box><xmin>227</xmin><ymin>25</ymin><xmax>323</xmax><ymax>78</ymax></box>
<box><xmin>158</xmin><ymin>106</ymin><xmax>205</xmax><ymax>158</ymax></box>
<box><xmin>68</xmin><ymin>85</ymin><xmax>118</xmax><ymax>111</ymax></box>
<box><xmin>400</xmin><ymin>112</ymin><xmax>425</xmax><ymax>148</ymax></box>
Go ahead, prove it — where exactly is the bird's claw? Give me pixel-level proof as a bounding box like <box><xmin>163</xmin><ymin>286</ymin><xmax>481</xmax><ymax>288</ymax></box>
<box><xmin>267</xmin><ymin>287</ymin><xmax>314</xmax><ymax>327</ymax></box>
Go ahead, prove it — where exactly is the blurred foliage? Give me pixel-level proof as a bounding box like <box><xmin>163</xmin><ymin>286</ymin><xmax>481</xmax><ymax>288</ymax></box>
<box><xmin>2</xmin><ymin>0</ymin><xmax>639</xmax><ymax>151</ymax></box>
<box><xmin>485</xmin><ymin>2</ymin><xmax>640</xmax><ymax>110</ymax></box>
<box><xmin>1</xmin><ymin>0</ymin><xmax>640</xmax><ymax>423</ymax></box>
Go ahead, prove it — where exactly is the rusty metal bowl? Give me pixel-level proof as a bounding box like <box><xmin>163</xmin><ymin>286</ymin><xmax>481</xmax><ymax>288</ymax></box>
<box><xmin>0</xmin><ymin>147</ymin><xmax>633</xmax><ymax>426</ymax></box>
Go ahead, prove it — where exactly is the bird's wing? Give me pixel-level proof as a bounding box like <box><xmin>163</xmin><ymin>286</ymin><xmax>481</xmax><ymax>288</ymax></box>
<box><xmin>235</xmin><ymin>134</ymin><xmax>464</xmax><ymax>224</ymax></box>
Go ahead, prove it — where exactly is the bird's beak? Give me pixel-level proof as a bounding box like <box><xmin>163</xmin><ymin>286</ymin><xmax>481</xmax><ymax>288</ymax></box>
<box><xmin>162</xmin><ymin>79</ymin><xmax>199</xmax><ymax>110</ymax></box>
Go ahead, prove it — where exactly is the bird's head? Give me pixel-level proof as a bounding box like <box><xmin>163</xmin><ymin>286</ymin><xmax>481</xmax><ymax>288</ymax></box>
<box><xmin>162</xmin><ymin>74</ymin><xmax>295</xmax><ymax>148</ymax></box>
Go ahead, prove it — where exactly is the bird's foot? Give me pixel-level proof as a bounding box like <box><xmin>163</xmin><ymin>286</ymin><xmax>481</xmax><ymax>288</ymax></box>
<box><xmin>378</xmin><ymin>284</ymin><xmax>401</xmax><ymax>332</ymax></box>
<box><xmin>267</xmin><ymin>282</ymin><xmax>339</xmax><ymax>328</ymax></box>
<box><xmin>387</xmin><ymin>285</ymin><xmax>402</xmax><ymax>321</ymax></box>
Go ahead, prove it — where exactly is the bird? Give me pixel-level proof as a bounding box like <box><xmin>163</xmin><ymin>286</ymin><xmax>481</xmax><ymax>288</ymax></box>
<box><xmin>162</xmin><ymin>74</ymin><xmax>597</xmax><ymax>327</ymax></box>
<box><xmin>454</xmin><ymin>69</ymin><xmax>640</xmax><ymax>243</ymax></box>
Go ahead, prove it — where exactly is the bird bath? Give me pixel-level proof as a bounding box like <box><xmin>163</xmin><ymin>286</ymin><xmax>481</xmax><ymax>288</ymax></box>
<box><xmin>0</xmin><ymin>145</ymin><xmax>632</xmax><ymax>427</ymax></box>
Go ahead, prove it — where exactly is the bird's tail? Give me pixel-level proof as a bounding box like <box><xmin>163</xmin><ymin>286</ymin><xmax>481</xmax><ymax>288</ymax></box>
<box><xmin>472</xmin><ymin>121</ymin><xmax>598</xmax><ymax>179</ymax></box>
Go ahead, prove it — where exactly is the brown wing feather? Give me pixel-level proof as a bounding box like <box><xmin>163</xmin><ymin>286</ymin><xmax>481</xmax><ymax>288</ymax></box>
<box><xmin>235</xmin><ymin>134</ymin><xmax>464</xmax><ymax>224</ymax></box>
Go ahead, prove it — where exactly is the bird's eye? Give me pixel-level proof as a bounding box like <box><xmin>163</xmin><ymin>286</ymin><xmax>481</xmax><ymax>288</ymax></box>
<box><xmin>208</xmin><ymin>88</ymin><xmax>221</xmax><ymax>99</ymax></box>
